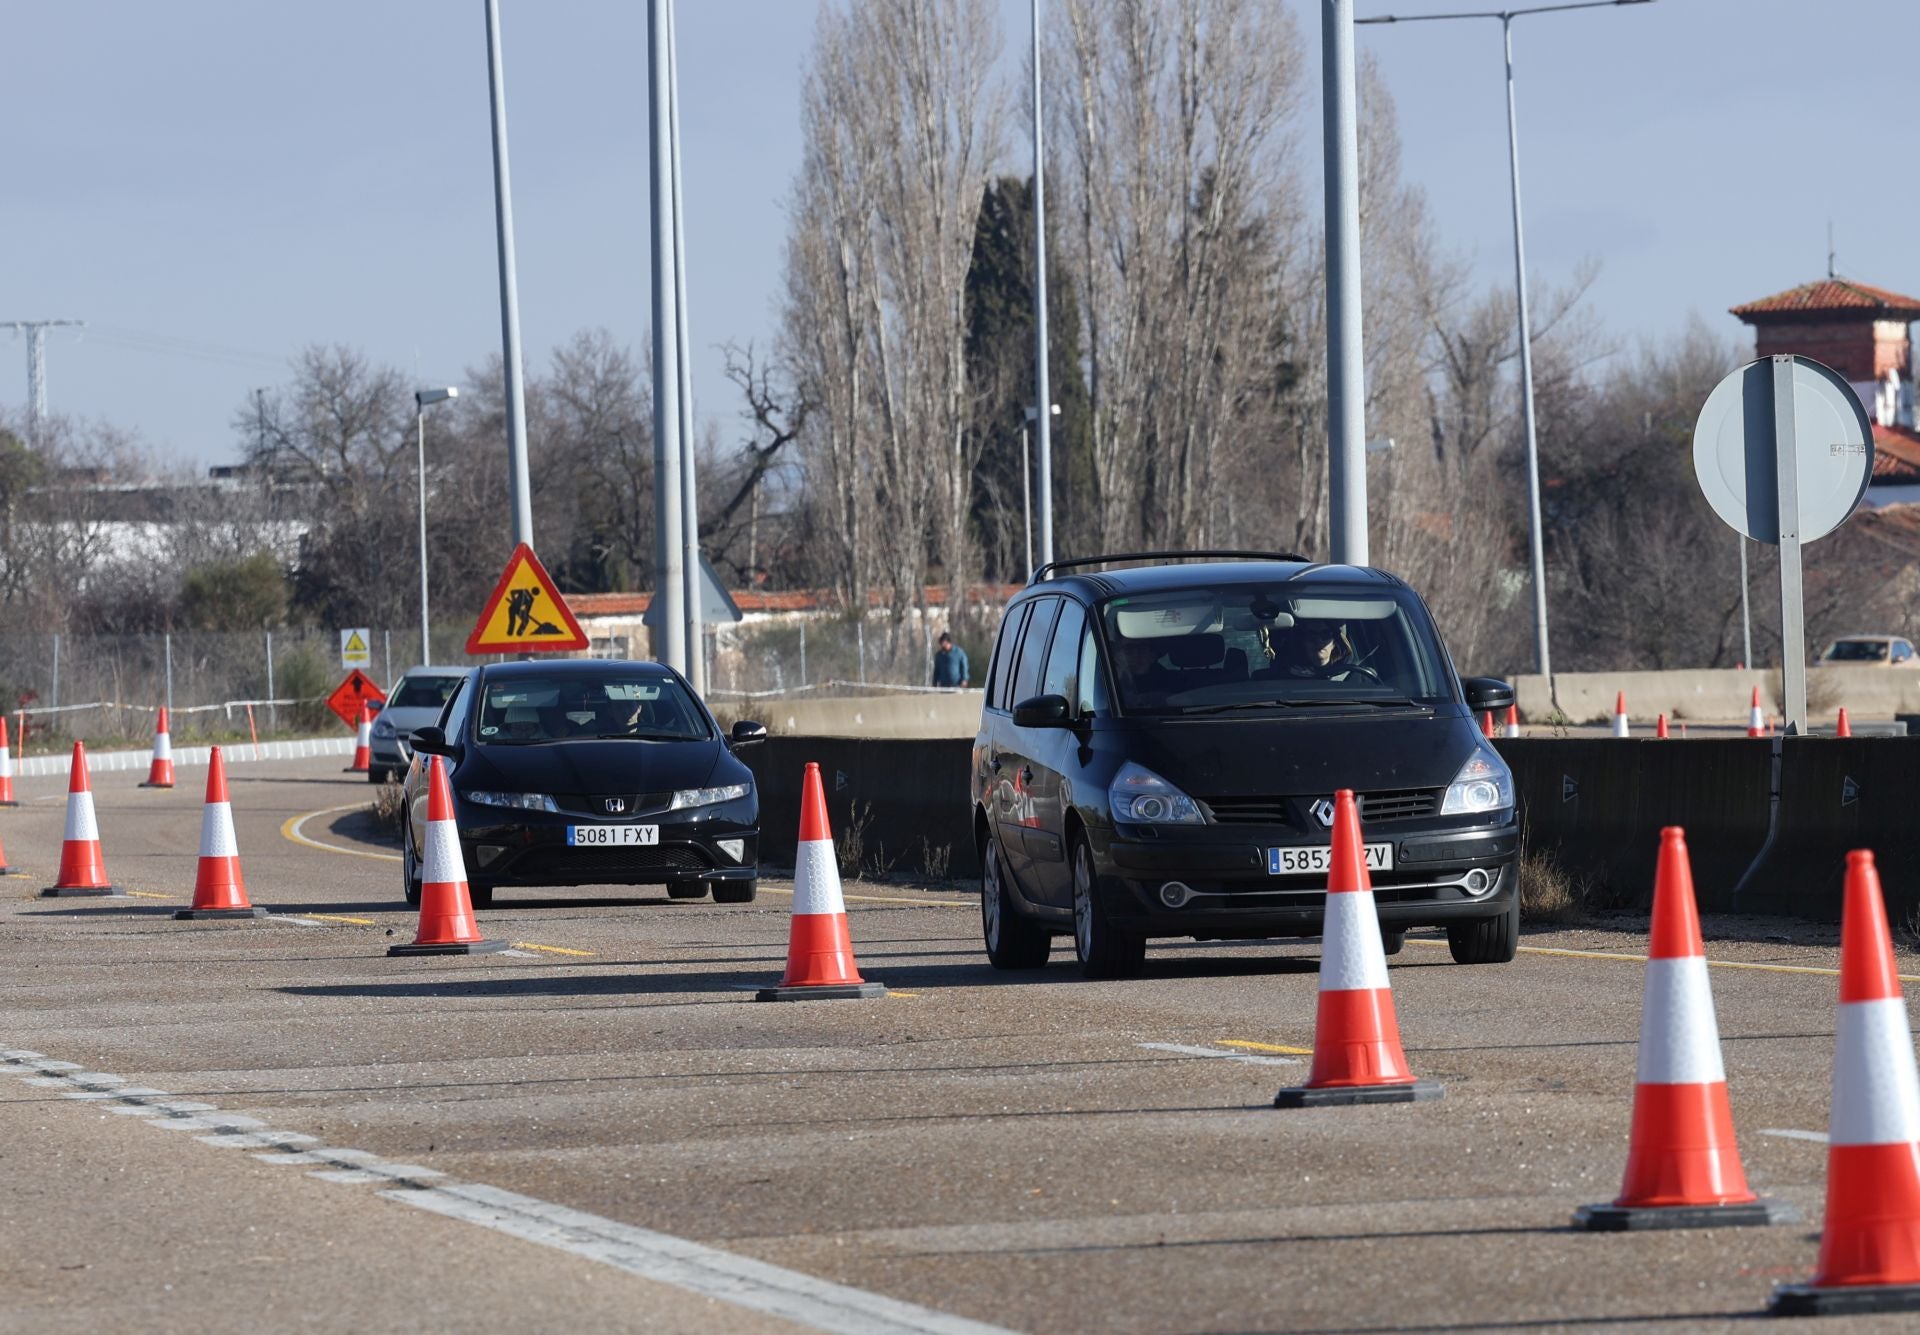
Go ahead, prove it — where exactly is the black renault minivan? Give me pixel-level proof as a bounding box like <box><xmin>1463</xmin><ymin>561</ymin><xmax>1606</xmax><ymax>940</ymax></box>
<box><xmin>972</xmin><ymin>552</ymin><xmax>1519</xmax><ymax>978</ymax></box>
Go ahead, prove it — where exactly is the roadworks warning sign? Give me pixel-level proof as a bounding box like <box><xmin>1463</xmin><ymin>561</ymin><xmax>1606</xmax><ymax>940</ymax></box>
<box><xmin>466</xmin><ymin>543</ymin><xmax>589</xmax><ymax>654</ymax></box>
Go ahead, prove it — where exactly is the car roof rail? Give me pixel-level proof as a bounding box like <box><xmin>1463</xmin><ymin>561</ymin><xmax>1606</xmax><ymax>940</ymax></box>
<box><xmin>1029</xmin><ymin>550</ymin><xmax>1315</xmax><ymax>583</ymax></box>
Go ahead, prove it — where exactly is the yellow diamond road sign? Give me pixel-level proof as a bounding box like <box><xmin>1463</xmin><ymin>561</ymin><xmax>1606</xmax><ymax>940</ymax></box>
<box><xmin>339</xmin><ymin>628</ymin><xmax>372</xmax><ymax>669</ymax></box>
<box><xmin>467</xmin><ymin>543</ymin><xmax>589</xmax><ymax>654</ymax></box>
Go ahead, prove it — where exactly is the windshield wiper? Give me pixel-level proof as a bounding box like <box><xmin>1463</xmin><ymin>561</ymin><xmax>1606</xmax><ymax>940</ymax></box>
<box><xmin>581</xmin><ymin>731</ymin><xmax>697</xmax><ymax>741</ymax></box>
<box><xmin>1176</xmin><ymin>696</ymin><xmax>1424</xmax><ymax>715</ymax></box>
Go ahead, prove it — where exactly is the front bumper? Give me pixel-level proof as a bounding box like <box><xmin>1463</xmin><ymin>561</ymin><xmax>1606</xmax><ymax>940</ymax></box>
<box><xmin>1089</xmin><ymin>819</ymin><xmax>1517</xmax><ymax>938</ymax></box>
<box><xmin>454</xmin><ymin>801</ymin><xmax>760</xmax><ymax>889</ymax></box>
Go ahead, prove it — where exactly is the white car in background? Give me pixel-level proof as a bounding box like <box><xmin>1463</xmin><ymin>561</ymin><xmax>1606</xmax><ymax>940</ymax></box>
<box><xmin>369</xmin><ymin>666</ymin><xmax>472</xmax><ymax>782</ymax></box>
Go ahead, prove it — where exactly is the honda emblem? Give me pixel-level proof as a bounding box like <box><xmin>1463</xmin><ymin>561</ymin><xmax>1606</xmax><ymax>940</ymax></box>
<box><xmin>605</xmin><ymin>797</ymin><xmax>627</xmax><ymax>814</ymax></box>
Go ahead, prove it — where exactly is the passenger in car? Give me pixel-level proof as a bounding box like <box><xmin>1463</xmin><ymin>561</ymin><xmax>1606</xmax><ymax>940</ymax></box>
<box><xmin>1261</xmin><ymin>620</ymin><xmax>1360</xmax><ymax>680</ymax></box>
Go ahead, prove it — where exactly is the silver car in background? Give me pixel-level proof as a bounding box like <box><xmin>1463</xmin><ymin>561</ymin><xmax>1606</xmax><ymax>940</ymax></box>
<box><xmin>369</xmin><ymin>666</ymin><xmax>473</xmax><ymax>782</ymax></box>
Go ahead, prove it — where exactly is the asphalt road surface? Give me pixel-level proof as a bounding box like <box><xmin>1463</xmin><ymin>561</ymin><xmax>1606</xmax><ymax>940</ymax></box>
<box><xmin>0</xmin><ymin>754</ymin><xmax>1912</xmax><ymax>1333</ymax></box>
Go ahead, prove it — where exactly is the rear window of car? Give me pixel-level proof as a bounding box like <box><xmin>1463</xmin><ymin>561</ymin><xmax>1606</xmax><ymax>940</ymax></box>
<box><xmin>388</xmin><ymin>674</ymin><xmax>466</xmax><ymax>709</ymax></box>
<box><xmin>476</xmin><ymin>674</ymin><xmax>708</xmax><ymax>743</ymax></box>
<box><xmin>1825</xmin><ymin>639</ymin><xmax>1890</xmax><ymax>661</ymax></box>
<box><xmin>1097</xmin><ymin>584</ymin><xmax>1452</xmax><ymax>714</ymax></box>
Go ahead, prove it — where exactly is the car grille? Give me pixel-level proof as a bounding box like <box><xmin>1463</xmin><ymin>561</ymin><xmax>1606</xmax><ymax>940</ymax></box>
<box><xmin>553</xmin><ymin>792</ymin><xmax>675</xmax><ymax>819</ymax></box>
<box><xmin>512</xmin><ymin>846</ymin><xmax>713</xmax><ymax>878</ymax></box>
<box><xmin>1199</xmin><ymin>789</ymin><xmax>1439</xmax><ymax>826</ymax></box>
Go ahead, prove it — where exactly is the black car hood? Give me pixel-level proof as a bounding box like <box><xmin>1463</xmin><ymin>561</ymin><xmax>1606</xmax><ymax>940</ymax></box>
<box><xmin>457</xmin><ymin>737</ymin><xmax>725</xmax><ymax>795</ymax></box>
<box><xmin>1122</xmin><ymin>711</ymin><xmax>1473</xmax><ymax>796</ymax></box>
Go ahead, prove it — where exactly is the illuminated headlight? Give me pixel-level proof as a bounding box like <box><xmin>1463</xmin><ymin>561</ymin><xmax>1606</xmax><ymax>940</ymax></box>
<box><xmin>462</xmin><ymin>790</ymin><xmax>559</xmax><ymax>813</ymax></box>
<box><xmin>371</xmin><ymin>718</ymin><xmax>398</xmax><ymax>740</ymax></box>
<box><xmin>716</xmin><ymin>838</ymin><xmax>746</xmax><ymax>863</ymax></box>
<box><xmin>1440</xmin><ymin>748</ymin><xmax>1514</xmax><ymax>816</ymax></box>
<box><xmin>669</xmin><ymin>783</ymin><xmax>750</xmax><ymax>811</ymax></box>
<box><xmin>1108</xmin><ymin>761</ymin><xmax>1204</xmax><ymax>825</ymax></box>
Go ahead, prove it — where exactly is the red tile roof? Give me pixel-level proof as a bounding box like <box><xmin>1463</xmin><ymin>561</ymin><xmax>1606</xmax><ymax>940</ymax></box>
<box><xmin>566</xmin><ymin>584</ymin><xmax>1023</xmax><ymax>619</ymax></box>
<box><xmin>1732</xmin><ymin>279</ymin><xmax>1920</xmax><ymax>321</ymax></box>
<box><xmin>1873</xmin><ymin>424</ymin><xmax>1920</xmax><ymax>482</ymax></box>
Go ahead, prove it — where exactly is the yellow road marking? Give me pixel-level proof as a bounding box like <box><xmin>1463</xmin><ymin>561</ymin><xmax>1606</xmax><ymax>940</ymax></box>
<box><xmin>1216</xmin><ymin>1038</ymin><xmax>1313</xmax><ymax>1055</ymax></box>
<box><xmin>759</xmin><ymin>884</ymin><xmax>972</xmax><ymax>909</ymax></box>
<box><xmin>125</xmin><ymin>890</ymin><xmax>175</xmax><ymax>900</ymax></box>
<box><xmin>282</xmin><ymin>804</ymin><xmax>403</xmax><ymax>863</ymax></box>
<box><xmin>511</xmin><ymin>941</ymin><xmax>594</xmax><ymax>958</ymax></box>
<box><xmin>307</xmin><ymin>913</ymin><xmax>377</xmax><ymax>926</ymax></box>
<box><xmin>1405</xmin><ymin>936</ymin><xmax>1920</xmax><ymax>983</ymax></box>
<box><xmin>886</xmin><ymin>989</ymin><xmax>921</xmax><ymax>998</ymax></box>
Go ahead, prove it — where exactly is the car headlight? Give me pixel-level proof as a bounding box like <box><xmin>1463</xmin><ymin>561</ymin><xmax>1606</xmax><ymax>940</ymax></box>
<box><xmin>1440</xmin><ymin>747</ymin><xmax>1514</xmax><ymax>816</ymax></box>
<box><xmin>371</xmin><ymin>718</ymin><xmax>398</xmax><ymax>740</ymax></box>
<box><xmin>1108</xmin><ymin>761</ymin><xmax>1205</xmax><ymax>824</ymax></box>
<box><xmin>669</xmin><ymin>783</ymin><xmax>751</xmax><ymax>811</ymax></box>
<box><xmin>462</xmin><ymin>790</ymin><xmax>560</xmax><ymax>813</ymax></box>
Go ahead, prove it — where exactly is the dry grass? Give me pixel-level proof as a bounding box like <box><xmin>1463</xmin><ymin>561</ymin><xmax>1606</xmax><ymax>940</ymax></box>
<box><xmin>368</xmin><ymin>782</ymin><xmax>407</xmax><ymax>839</ymax></box>
<box><xmin>1519</xmin><ymin>848</ymin><xmax>1587</xmax><ymax>923</ymax></box>
<box><xmin>917</xmin><ymin>836</ymin><xmax>952</xmax><ymax>882</ymax></box>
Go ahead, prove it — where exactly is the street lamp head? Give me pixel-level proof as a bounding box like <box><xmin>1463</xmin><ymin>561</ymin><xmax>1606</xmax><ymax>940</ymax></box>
<box><xmin>1022</xmin><ymin>403</ymin><xmax>1062</xmax><ymax>423</ymax></box>
<box><xmin>416</xmin><ymin>387</ymin><xmax>459</xmax><ymax>408</ymax></box>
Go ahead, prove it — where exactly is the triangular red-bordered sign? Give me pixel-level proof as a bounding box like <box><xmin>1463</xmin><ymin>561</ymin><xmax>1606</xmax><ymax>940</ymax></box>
<box><xmin>466</xmin><ymin>542</ymin><xmax>589</xmax><ymax>654</ymax></box>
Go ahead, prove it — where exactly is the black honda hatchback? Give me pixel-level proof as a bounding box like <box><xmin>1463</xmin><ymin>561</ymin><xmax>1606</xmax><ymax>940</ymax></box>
<box><xmin>404</xmin><ymin>659</ymin><xmax>764</xmax><ymax>906</ymax></box>
<box><xmin>972</xmin><ymin>552</ymin><xmax>1519</xmax><ymax>978</ymax></box>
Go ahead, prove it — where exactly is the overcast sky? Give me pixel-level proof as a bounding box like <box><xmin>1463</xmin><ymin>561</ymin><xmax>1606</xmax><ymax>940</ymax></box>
<box><xmin>3</xmin><ymin>0</ymin><xmax>1907</xmax><ymax>471</ymax></box>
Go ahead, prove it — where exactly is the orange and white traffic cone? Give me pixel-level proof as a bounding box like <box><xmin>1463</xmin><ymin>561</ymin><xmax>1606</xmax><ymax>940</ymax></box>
<box><xmin>344</xmin><ymin>704</ymin><xmax>373</xmax><ymax>773</ymax></box>
<box><xmin>1748</xmin><ymin>687</ymin><xmax>1766</xmax><ymax>738</ymax></box>
<box><xmin>0</xmin><ymin>715</ymin><xmax>15</xmax><ymax>806</ymax></box>
<box><xmin>1504</xmin><ymin>704</ymin><xmax>1520</xmax><ymax>739</ymax></box>
<box><xmin>1771</xmin><ymin>850</ymin><xmax>1920</xmax><ymax>1314</ymax></box>
<box><xmin>139</xmin><ymin>705</ymin><xmax>175</xmax><ymax>788</ymax></box>
<box><xmin>1612</xmin><ymin>692</ymin><xmax>1630</xmax><ymax>738</ymax></box>
<box><xmin>389</xmin><ymin>756</ymin><xmax>505</xmax><ymax>956</ymax></box>
<box><xmin>1575</xmin><ymin>827</ymin><xmax>1793</xmax><ymax>1230</ymax></box>
<box><xmin>1837</xmin><ymin>707</ymin><xmax>1853</xmax><ymax>738</ymax></box>
<box><xmin>1481</xmin><ymin>710</ymin><xmax>1495</xmax><ymax>739</ymax></box>
<box><xmin>41</xmin><ymin>742</ymin><xmax>118</xmax><ymax>898</ymax></box>
<box><xmin>757</xmin><ymin>762</ymin><xmax>885</xmax><ymax>1001</ymax></box>
<box><xmin>1275</xmin><ymin>788</ymin><xmax>1442</xmax><ymax>1107</ymax></box>
<box><xmin>173</xmin><ymin>747</ymin><xmax>266</xmax><ymax>920</ymax></box>
<box><xmin>1656</xmin><ymin>713</ymin><xmax>1670</xmax><ymax>739</ymax></box>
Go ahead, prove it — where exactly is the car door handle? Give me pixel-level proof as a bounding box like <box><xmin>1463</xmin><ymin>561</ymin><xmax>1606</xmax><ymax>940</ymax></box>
<box><xmin>1020</xmin><ymin>766</ymin><xmax>1034</xmax><ymax>784</ymax></box>
<box><xmin>989</xmin><ymin>755</ymin><xmax>1002</xmax><ymax>772</ymax></box>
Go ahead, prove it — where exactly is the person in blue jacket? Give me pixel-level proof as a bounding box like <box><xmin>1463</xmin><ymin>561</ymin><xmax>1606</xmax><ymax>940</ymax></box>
<box><xmin>932</xmin><ymin>631</ymin><xmax>970</xmax><ymax>688</ymax></box>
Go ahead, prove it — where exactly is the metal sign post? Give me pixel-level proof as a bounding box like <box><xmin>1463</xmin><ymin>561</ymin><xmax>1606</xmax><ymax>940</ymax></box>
<box><xmin>1769</xmin><ymin>359</ymin><xmax>1808</xmax><ymax>733</ymax></box>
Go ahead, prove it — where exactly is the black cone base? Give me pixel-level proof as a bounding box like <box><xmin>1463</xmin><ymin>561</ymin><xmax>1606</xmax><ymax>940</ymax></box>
<box><xmin>173</xmin><ymin>907</ymin><xmax>270</xmax><ymax>920</ymax></box>
<box><xmin>41</xmin><ymin>885</ymin><xmax>121</xmax><ymax>898</ymax></box>
<box><xmin>343</xmin><ymin>766</ymin><xmax>369</xmax><ymax>774</ymax></box>
<box><xmin>1770</xmin><ymin>1282</ymin><xmax>1920</xmax><ymax>1316</ymax></box>
<box><xmin>388</xmin><ymin>938</ymin><xmax>510</xmax><ymax>957</ymax></box>
<box><xmin>1575</xmin><ymin>1198</ymin><xmax>1798</xmax><ymax>1232</ymax></box>
<box><xmin>1274</xmin><ymin>1078</ymin><xmax>1444</xmax><ymax>1108</ymax></box>
<box><xmin>756</xmin><ymin>981</ymin><xmax>888</xmax><ymax>1002</ymax></box>
<box><xmin>0</xmin><ymin>800</ymin><xmax>17</xmax><ymax>808</ymax></box>
<box><xmin>138</xmin><ymin>782</ymin><xmax>174</xmax><ymax>789</ymax></box>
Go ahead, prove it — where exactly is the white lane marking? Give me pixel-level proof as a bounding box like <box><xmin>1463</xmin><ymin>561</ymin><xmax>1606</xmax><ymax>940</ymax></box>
<box><xmin>1760</xmin><ymin>1128</ymin><xmax>1830</xmax><ymax>1144</ymax></box>
<box><xmin>1139</xmin><ymin>1042</ymin><xmax>1302</xmax><ymax>1068</ymax></box>
<box><xmin>274</xmin><ymin>916</ymin><xmax>325</xmax><ymax>928</ymax></box>
<box><xmin>4</xmin><ymin>1051</ymin><xmax>1015</xmax><ymax>1335</ymax></box>
<box><xmin>386</xmin><ymin>1181</ymin><xmax>1014</xmax><ymax>1335</ymax></box>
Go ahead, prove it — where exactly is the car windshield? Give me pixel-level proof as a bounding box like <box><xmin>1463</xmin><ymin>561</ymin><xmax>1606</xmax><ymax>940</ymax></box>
<box><xmin>1824</xmin><ymin>639</ymin><xmax>1889</xmax><ymax>662</ymax></box>
<box><xmin>387</xmin><ymin>674</ymin><xmax>466</xmax><ymax>709</ymax></box>
<box><xmin>475</xmin><ymin>673</ymin><xmax>709</xmax><ymax>743</ymax></box>
<box><xmin>1097</xmin><ymin>585</ymin><xmax>1453</xmax><ymax>714</ymax></box>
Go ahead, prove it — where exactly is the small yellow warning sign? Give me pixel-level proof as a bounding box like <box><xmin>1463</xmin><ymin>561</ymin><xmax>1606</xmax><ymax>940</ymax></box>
<box><xmin>466</xmin><ymin>544</ymin><xmax>589</xmax><ymax>654</ymax></box>
<box><xmin>339</xmin><ymin>627</ymin><xmax>372</xmax><ymax>669</ymax></box>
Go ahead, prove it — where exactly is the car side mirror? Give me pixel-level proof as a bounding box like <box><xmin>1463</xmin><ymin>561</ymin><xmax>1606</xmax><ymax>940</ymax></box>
<box><xmin>729</xmin><ymin>719</ymin><xmax>767</xmax><ymax>748</ymax></box>
<box><xmin>1012</xmin><ymin>694</ymin><xmax>1072</xmax><ymax>728</ymax></box>
<box><xmin>1461</xmin><ymin>677</ymin><xmax>1515</xmax><ymax>711</ymax></box>
<box><xmin>409</xmin><ymin>725</ymin><xmax>454</xmax><ymax>757</ymax></box>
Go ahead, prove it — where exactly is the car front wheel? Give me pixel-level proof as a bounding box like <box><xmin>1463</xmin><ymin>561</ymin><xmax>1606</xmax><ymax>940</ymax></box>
<box><xmin>1447</xmin><ymin>896</ymin><xmax>1518</xmax><ymax>964</ymax></box>
<box><xmin>712</xmin><ymin>879</ymin><xmax>757</xmax><ymax>904</ymax></box>
<box><xmin>1071</xmin><ymin>835</ymin><xmax>1144</xmax><ymax>979</ymax></box>
<box><xmin>981</xmin><ymin>829</ymin><xmax>1050</xmax><ymax>969</ymax></box>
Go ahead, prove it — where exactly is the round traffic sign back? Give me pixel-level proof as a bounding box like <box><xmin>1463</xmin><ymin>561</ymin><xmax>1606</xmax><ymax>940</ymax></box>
<box><xmin>1692</xmin><ymin>355</ymin><xmax>1873</xmax><ymax>544</ymax></box>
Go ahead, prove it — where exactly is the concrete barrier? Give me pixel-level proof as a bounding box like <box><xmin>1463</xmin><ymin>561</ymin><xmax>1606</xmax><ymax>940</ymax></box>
<box><xmin>1513</xmin><ymin>668</ymin><xmax>1920</xmax><ymax>724</ymax></box>
<box><xmin>742</xmin><ymin>692</ymin><xmax>983</xmax><ymax>740</ymax></box>
<box><xmin>743</xmin><ymin>737</ymin><xmax>977</xmax><ymax>879</ymax></box>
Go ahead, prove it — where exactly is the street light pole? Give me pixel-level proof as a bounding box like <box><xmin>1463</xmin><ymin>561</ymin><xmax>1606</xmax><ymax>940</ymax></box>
<box><xmin>647</xmin><ymin>0</ymin><xmax>686</xmax><ymax>673</ymax></box>
<box><xmin>483</xmin><ymin>0</ymin><xmax>534</xmax><ymax>549</ymax></box>
<box><xmin>415</xmin><ymin>388</ymin><xmax>460</xmax><ymax>667</ymax></box>
<box><xmin>1358</xmin><ymin>0</ymin><xmax>1653</xmax><ymax>679</ymax></box>
<box><xmin>666</xmin><ymin>0</ymin><xmax>705</xmax><ymax>695</ymax></box>
<box><xmin>1030</xmin><ymin>0</ymin><xmax>1055</xmax><ymax>566</ymax></box>
<box><xmin>1324</xmin><ymin>0</ymin><xmax>1369</xmax><ymax>568</ymax></box>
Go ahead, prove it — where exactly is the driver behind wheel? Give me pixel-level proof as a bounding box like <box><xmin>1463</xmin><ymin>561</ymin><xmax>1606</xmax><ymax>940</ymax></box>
<box><xmin>1265</xmin><ymin>619</ymin><xmax>1357</xmax><ymax>679</ymax></box>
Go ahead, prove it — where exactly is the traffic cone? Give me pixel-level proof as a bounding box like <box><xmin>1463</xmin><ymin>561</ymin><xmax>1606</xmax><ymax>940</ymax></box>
<box><xmin>139</xmin><ymin>705</ymin><xmax>175</xmax><ymax>788</ymax></box>
<box><xmin>1771</xmin><ymin>850</ymin><xmax>1920</xmax><ymax>1315</ymax></box>
<box><xmin>389</xmin><ymin>756</ymin><xmax>506</xmax><ymax>956</ymax></box>
<box><xmin>344</xmin><ymin>704</ymin><xmax>373</xmax><ymax>773</ymax></box>
<box><xmin>1504</xmin><ymin>704</ymin><xmax>1520</xmax><ymax>739</ymax></box>
<box><xmin>1656</xmin><ymin>713</ymin><xmax>1669</xmax><ymax>739</ymax></box>
<box><xmin>1275</xmin><ymin>789</ymin><xmax>1442</xmax><ymax>1107</ymax></box>
<box><xmin>0</xmin><ymin>715</ymin><xmax>15</xmax><ymax>806</ymax></box>
<box><xmin>1612</xmin><ymin>692</ymin><xmax>1630</xmax><ymax>738</ymax></box>
<box><xmin>1748</xmin><ymin>687</ymin><xmax>1766</xmax><ymax>738</ymax></box>
<box><xmin>173</xmin><ymin>747</ymin><xmax>266</xmax><ymax>919</ymax></box>
<box><xmin>757</xmin><ymin>762</ymin><xmax>885</xmax><ymax>1001</ymax></box>
<box><xmin>1837</xmin><ymin>707</ymin><xmax>1853</xmax><ymax>738</ymax></box>
<box><xmin>1481</xmin><ymin>710</ymin><xmax>1495</xmax><ymax>738</ymax></box>
<box><xmin>1575</xmin><ymin>827</ymin><xmax>1794</xmax><ymax>1230</ymax></box>
<box><xmin>41</xmin><ymin>742</ymin><xmax>118</xmax><ymax>898</ymax></box>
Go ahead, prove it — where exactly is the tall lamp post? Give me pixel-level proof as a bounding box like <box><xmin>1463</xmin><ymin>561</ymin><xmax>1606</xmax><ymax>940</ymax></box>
<box><xmin>1358</xmin><ymin>0</ymin><xmax>1652</xmax><ymax>680</ymax></box>
<box><xmin>415</xmin><ymin>387</ymin><xmax>460</xmax><ymax>666</ymax></box>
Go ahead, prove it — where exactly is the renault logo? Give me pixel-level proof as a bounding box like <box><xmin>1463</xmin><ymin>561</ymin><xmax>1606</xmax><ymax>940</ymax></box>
<box><xmin>606</xmin><ymin>797</ymin><xmax>627</xmax><ymax>814</ymax></box>
<box><xmin>1309</xmin><ymin>798</ymin><xmax>1336</xmax><ymax>828</ymax></box>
